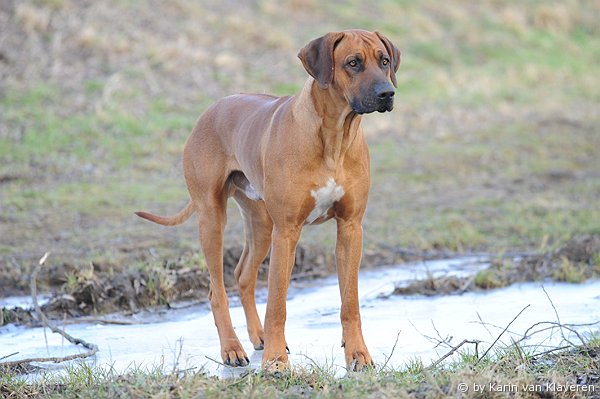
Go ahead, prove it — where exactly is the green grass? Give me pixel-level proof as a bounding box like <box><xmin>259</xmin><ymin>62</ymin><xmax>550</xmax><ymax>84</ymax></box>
<box><xmin>1</xmin><ymin>338</ymin><xmax>598</xmax><ymax>398</ymax></box>
<box><xmin>1</xmin><ymin>0</ymin><xmax>600</xmax><ymax>287</ymax></box>
<box><xmin>362</xmin><ymin>113</ymin><xmax>600</xmax><ymax>251</ymax></box>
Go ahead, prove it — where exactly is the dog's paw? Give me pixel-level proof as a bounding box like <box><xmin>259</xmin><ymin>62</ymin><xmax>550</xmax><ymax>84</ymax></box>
<box><xmin>261</xmin><ymin>348</ymin><xmax>290</xmax><ymax>372</ymax></box>
<box><xmin>342</xmin><ymin>339</ymin><xmax>374</xmax><ymax>371</ymax></box>
<box><xmin>262</xmin><ymin>358</ymin><xmax>291</xmax><ymax>374</ymax></box>
<box><xmin>249</xmin><ymin>330</ymin><xmax>265</xmax><ymax>350</ymax></box>
<box><xmin>346</xmin><ymin>350</ymin><xmax>374</xmax><ymax>372</ymax></box>
<box><xmin>221</xmin><ymin>344</ymin><xmax>250</xmax><ymax>367</ymax></box>
<box><xmin>251</xmin><ymin>335</ymin><xmax>265</xmax><ymax>351</ymax></box>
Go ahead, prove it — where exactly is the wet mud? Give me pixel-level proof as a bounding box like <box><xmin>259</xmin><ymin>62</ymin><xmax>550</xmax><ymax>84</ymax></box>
<box><xmin>391</xmin><ymin>235</ymin><xmax>600</xmax><ymax>296</ymax></box>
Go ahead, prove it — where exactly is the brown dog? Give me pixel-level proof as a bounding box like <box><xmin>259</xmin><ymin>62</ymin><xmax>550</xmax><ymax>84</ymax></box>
<box><xmin>136</xmin><ymin>29</ymin><xmax>400</xmax><ymax>371</ymax></box>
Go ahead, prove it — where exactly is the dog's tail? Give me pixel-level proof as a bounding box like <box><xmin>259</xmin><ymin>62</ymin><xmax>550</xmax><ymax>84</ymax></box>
<box><xmin>135</xmin><ymin>200</ymin><xmax>195</xmax><ymax>226</ymax></box>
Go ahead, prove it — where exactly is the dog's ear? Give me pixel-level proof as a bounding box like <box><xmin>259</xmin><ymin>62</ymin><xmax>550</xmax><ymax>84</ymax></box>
<box><xmin>375</xmin><ymin>31</ymin><xmax>401</xmax><ymax>87</ymax></box>
<box><xmin>298</xmin><ymin>32</ymin><xmax>345</xmax><ymax>89</ymax></box>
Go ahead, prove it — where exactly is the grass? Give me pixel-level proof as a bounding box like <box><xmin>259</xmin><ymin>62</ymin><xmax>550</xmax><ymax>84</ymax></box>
<box><xmin>1</xmin><ymin>337</ymin><xmax>598</xmax><ymax>398</ymax></box>
<box><xmin>2</xmin><ymin>0</ymin><xmax>600</xmax><ymax>271</ymax></box>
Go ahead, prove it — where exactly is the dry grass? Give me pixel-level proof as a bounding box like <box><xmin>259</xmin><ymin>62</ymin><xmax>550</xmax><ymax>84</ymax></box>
<box><xmin>1</xmin><ymin>338</ymin><xmax>598</xmax><ymax>398</ymax></box>
<box><xmin>1</xmin><ymin>0</ymin><xmax>599</xmax><ymax>292</ymax></box>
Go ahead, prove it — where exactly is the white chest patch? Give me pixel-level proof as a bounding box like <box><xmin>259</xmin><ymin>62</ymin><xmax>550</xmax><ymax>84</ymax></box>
<box><xmin>306</xmin><ymin>177</ymin><xmax>345</xmax><ymax>224</ymax></box>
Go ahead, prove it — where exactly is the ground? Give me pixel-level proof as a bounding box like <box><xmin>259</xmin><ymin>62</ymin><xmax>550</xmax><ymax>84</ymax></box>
<box><xmin>1</xmin><ymin>1</ymin><xmax>600</xmax><ymax>397</ymax></box>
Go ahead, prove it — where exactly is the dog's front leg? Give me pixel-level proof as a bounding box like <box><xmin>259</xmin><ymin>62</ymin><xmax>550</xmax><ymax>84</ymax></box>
<box><xmin>261</xmin><ymin>225</ymin><xmax>301</xmax><ymax>371</ymax></box>
<box><xmin>335</xmin><ymin>219</ymin><xmax>374</xmax><ymax>371</ymax></box>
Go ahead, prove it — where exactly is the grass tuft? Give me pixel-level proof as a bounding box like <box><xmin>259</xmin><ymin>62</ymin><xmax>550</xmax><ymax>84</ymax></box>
<box><xmin>2</xmin><ymin>336</ymin><xmax>598</xmax><ymax>398</ymax></box>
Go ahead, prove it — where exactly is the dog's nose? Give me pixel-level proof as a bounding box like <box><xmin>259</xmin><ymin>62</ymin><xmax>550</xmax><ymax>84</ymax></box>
<box><xmin>374</xmin><ymin>82</ymin><xmax>395</xmax><ymax>100</ymax></box>
<box><xmin>377</xmin><ymin>90</ymin><xmax>394</xmax><ymax>99</ymax></box>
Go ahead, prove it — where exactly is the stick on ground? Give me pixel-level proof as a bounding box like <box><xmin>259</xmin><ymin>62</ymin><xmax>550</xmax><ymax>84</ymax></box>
<box><xmin>0</xmin><ymin>252</ymin><xmax>98</xmax><ymax>370</ymax></box>
<box><xmin>428</xmin><ymin>339</ymin><xmax>481</xmax><ymax>369</ymax></box>
<box><xmin>476</xmin><ymin>303</ymin><xmax>530</xmax><ymax>364</ymax></box>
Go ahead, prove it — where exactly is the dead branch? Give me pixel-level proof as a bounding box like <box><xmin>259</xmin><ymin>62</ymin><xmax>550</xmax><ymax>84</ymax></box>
<box><xmin>204</xmin><ymin>355</ymin><xmax>231</xmax><ymax>368</ymax></box>
<box><xmin>0</xmin><ymin>252</ymin><xmax>98</xmax><ymax>371</ymax></box>
<box><xmin>0</xmin><ymin>352</ymin><xmax>19</xmax><ymax>362</ymax></box>
<box><xmin>410</xmin><ymin>320</ymin><xmax>454</xmax><ymax>350</ymax></box>
<box><xmin>476</xmin><ymin>303</ymin><xmax>530</xmax><ymax>364</ymax></box>
<box><xmin>470</xmin><ymin>319</ymin><xmax>522</xmax><ymax>337</ymax></box>
<box><xmin>380</xmin><ymin>330</ymin><xmax>402</xmax><ymax>371</ymax></box>
<box><xmin>541</xmin><ymin>285</ymin><xmax>586</xmax><ymax>348</ymax></box>
<box><xmin>529</xmin><ymin>345</ymin><xmax>571</xmax><ymax>358</ymax></box>
<box><xmin>428</xmin><ymin>339</ymin><xmax>481</xmax><ymax>369</ymax></box>
<box><xmin>476</xmin><ymin>312</ymin><xmax>495</xmax><ymax>339</ymax></box>
<box><xmin>171</xmin><ymin>337</ymin><xmax>184</xmax><ymax>375</ymax></box>
<box><xmin>430</xmin><ymin>320</ymin><xmax>453</xmax><ymax>349</ymax></box>
<box><xmin>517</xmin><ymin>321</ymin><xmax>591</xmax><ymax>349</ymax></box>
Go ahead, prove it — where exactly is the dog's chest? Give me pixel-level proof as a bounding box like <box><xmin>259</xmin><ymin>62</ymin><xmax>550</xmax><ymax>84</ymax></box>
<box><xmin>306</xmin><ymin>177</ymin><xmax>344</xmax><ymax>224</ymax></box>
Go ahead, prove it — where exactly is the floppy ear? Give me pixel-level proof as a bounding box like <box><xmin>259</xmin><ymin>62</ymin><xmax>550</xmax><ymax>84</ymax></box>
<box><xmin>297</xmin><ymin>32</ymin><xmax>345</xmax><ymax>89</ymax></box>
<box><xmin>375</xmin><ymin>31</ymin><xmax>401</xmax><ymax>87</ymax></box>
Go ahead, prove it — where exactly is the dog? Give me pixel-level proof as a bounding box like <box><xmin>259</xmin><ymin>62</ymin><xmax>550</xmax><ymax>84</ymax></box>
<box><xmin>136</xmin><ymin>29</ymin><xmax>400</xmax><ymax>371</ymax></box>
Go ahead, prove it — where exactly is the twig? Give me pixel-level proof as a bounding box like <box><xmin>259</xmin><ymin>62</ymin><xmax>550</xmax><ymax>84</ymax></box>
<box><xmin>430</xmin><ymin>320</ymin><xmax>453</xmax><ymax>349</ymax></box>
<box><xmin>171</xmin><ymin>338</ymin><xmax>184</xmax><ymax>374</ymax></box>
<box><xmin>522</xmin><ymin>320</ymin><xmax>599</xmax><ymax>340</ymax></box>
<box><xmin>66</xmin><ymin>317</ymin><xmax>140</xmax><ymax>326</ymax></box>
<box><xmin>520</xmin><ymin>321</ymin><xmax>586</xmax><ymax>347</ymax></box>
<box><xmin>428</xmin><ymin>339</ymin><xmax>481</xmax><ymax>369</ymax></box>
<box><xmin>542</xmin><ymin>285</ymin><xmax>565</xmax><ymax>341</ymax></box>
<box><xmin>0</xmin><ymin>253</ymin><xmax>98</xmax><ymax>370</ymax></box>
<box><xmin>476</xmin><ymin>312</ymin><xmax>494</xmax><ymax>339</ymax></box>
<box><xmin>476</xmin><ymin>303</ymin><xmax>530</xmax><ymax>364</ymax></box>
<box><xmin>541</xmin><ymin>285</ymin><xmax>584</xmax><ymax>348</ymax></box>
<box><xmin>380</xmin><ymin>330</ymin><xmax>401</xmax><ymax>371</ymax></box>
<box><xmin>531</xmin><ymin>345</ymin><xmax>571</xmax><ymax>358</ymax></box>
<box><xmin>0</xmin><ymin>352</ymin><xmax>19</xmax><ymax>361</ymax></box>
<box><xmin>204</xmin><ymin>355</ymin><xmax>231</xmax><ymax>368</ymax></box>
<box><xmin>470</xmin><ymin>319</ymin><xmax>521</xmax><ymax>337</ymax></box>
<box><xmin>409</xmin><ymin>320</ymin><xmax>453</xmax><ymax>349</ymax></box>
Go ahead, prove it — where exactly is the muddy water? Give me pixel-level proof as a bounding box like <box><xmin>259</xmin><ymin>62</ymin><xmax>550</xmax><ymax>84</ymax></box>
<box><xmin>1</xmin><ymin>258</ymin><xmax>599</xmax><ymax>378</ymax></box>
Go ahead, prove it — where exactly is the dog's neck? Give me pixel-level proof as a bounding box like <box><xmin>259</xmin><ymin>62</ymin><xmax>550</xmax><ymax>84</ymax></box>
<box><xmin>297</xmin><ymin>78</ymin><xmax>363</xmax><ymax>171</ymax></box>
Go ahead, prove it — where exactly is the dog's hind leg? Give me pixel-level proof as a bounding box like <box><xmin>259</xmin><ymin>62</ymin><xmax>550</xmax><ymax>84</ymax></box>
<box><xmin>232</xmin><ymin>190</ymin><xmax>273</xmax><ymax>351</ymax></box>
<box><xmin>195</xmin><ymin>188</ymin><xmax>249</xmax><ymax>367</ymax></box>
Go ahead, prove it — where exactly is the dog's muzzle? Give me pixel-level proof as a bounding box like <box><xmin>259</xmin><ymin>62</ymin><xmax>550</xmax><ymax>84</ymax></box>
<box><xmin>351</xmin><ymin>81</ymin><xmax>395</xmax><ymax>114</ymax></box>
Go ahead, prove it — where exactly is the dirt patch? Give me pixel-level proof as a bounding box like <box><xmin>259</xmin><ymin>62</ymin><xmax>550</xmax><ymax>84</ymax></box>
<box><xmin>391</xmin><ymin>275</ymin><xmax>475</xmax><ymax>297</ymax></box>
<box><xmin>4</xmin><ymin>235</ymin><xmax>599</xmax><ymax>325</ymax></box>
<box><xmin>1</xmin><ymin>244</ymin><xmax>335</xmax><ymax>326</ymax></box>
<box><xmin>390</xmin><ymin>234</ymin><xmax>600</xmax><ymax>297</ymax></box>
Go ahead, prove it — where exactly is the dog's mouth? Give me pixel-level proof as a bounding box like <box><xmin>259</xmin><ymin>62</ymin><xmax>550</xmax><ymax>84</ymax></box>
<box><xmin>351</xmin><ymin>98</ymin><xmax>394</xmax><ymax>114</ymax></box>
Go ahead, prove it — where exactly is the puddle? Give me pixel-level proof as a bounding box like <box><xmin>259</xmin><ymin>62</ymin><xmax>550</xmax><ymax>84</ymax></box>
<box><xmin>1</xmin><ymin>257</ymin><xmax>599</xmax><ymax>378</ymax></box>
<box><xmin>0</xmin><ymin>295</ymin><xmax>50</xmax><ymax>309</ymax></box>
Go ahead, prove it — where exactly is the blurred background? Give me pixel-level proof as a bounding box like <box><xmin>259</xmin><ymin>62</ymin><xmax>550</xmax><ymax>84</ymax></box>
<box><xmin>1</xmin><ymin>0</ymin><xmax>599</xmax><ymax>296</ymax></box>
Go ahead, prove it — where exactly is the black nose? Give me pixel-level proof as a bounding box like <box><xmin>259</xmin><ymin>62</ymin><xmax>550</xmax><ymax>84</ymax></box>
<box><xmin>377</xmin><ymin>90</ymin><xmax>394</xmax><ymax>99</ymax></box>
<box><xmin>374</xmin><ymin>82</ymin><xmax>395</xmax><ymax>100</ymax></box>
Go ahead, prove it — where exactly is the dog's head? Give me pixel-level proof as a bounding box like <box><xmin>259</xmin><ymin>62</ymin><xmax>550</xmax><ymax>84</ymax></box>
<box><xmin>298</xmin><ymin>29</ymin><xmax>400</xmax><ymax>114</ymax></box>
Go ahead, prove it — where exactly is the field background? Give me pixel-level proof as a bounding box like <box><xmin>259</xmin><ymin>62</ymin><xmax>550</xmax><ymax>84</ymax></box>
<box><xmin>1</xmin><ymin>0</ymin><xmax>600</xmax><ymax>296</ymax></box>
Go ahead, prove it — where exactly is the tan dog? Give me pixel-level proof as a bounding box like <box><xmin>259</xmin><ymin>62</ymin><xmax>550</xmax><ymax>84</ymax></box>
<box><xmin>136</xmin><ymin>29</ymin><xmax>400</xmax><ymax>371</ymax></box>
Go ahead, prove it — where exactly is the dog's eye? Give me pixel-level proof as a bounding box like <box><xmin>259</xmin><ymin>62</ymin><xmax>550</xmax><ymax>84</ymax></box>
<box><xmin>382</xmin><ymin>58</ymin><xmax>390</xmax><ymax>66</ymax></box>
<box><xmin>348</xmin><ymin>60</ymin><xmax>358</xmax><ymax>68</ymax></box>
